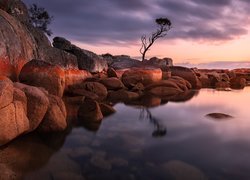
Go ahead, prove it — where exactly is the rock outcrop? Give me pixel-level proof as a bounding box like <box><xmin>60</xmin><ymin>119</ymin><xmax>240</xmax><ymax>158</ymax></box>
<box><xmin>0</xmin><ymin>76</ymin><xmax>69</xmax><ymax>145</ymax></box>
<box><xmin>53</xmin><ymin>37</ymin><xmax>108</xmax><ymax>73</ymax></box>
<box><xmin>0</xmin><ymin>7</ymin><xmax>78</xmax><ymax>81</ymax></box>
<box><xmin>144</xmin><ymin>57</ymin><xmax>173</xmax><ymax>70</ymax></box>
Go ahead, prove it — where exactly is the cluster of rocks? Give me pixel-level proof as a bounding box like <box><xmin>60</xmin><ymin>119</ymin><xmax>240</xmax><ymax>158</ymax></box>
<box><xmin>0</xmin><ymin>76</ymin><xmax>67</xmax><ymax>146</ymax></box>
<box><xmin>194</xmin><ymin>69</ymin><xmax>248</xmax><ymax>90</ymax></box>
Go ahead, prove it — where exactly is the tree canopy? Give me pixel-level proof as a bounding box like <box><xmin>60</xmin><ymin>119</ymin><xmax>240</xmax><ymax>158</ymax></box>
<box><xmin>140</xmin><ymin>17</ymin><xmax>172</xmax><ymax>61</ymax></box>
<box><xmin>28</xmin><ymin>4</ymin><xmax>53</xmax><ymax>36</ymax></box>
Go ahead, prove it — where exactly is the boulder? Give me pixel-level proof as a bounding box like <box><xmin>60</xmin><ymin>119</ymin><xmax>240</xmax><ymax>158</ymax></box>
<box><xmin>19</xmin><ymin>60</ymin><xmax>65</xmax><ymax>97</ymax></box>
<box><xmin>99</xmin><ymin>77</ymin><xmax>124</xmax><ymax>90</ymax></box>
<box><xmin>161</xmin><ymin>160</ymin><xmax>206</xmax><ymax>180</ymax></box>
<box><xmin>80</xmin><ymin>81</ymin><xmax>108</xmax><ymax>101</ymax></box>
<box><xmin>145</xmin><ymin>80</ymin><xmax>184</xmax><ymax>97</ymax></box>
<box><xmin>107</xmin><ymin>67</ymin><xmax>118</xmax><ymax>78</ymax></box>
<box><xmin>162</xmin><ymin>71</ymin><xmax>171</xmax><ymax>80</ymax></box>
<box><xmin>66</xmin><ymin>88</ymin><xmax>99</xmax><ymax>100</ymax></box>
<box><xmin>0</xmin><ymin>101</ymin><xmax>29</xmax><ymax>146</ymax></box>
<box><xmin>131</xmin><ymin>82</ymin><xmax>145</xmax><ymax>92</ymax></box>
<box><xmin>37</xmin><ymin>46</ymin><xmax>78</xmax><ymax>69</ymax></box>
<box><xmin>104</xmin><ymin>55</ymin><xmax>143</xmax><ymax>69</ymax></box>
<box><xmin>53</xmin><ymin>37</ymin><xmax>108</xmax><ymax>73</ymax></box>
<box><xmin>0</xmin><ymin>79</ymin><xmax>13</xmax><ymax>109</ymax></box>
<box><xmin>108</xmin><ymin>89</ymin><xmax>139</xmax><ymax>102</ymax></box>
<box><xmin>230</xmin><ymin>77</ymin><xmax>246</xmax><ymax>89</ymax></box>
<box><xmin>206</xmin><ymin>113</ymin><xmax>233</xmax><ymax>120</ymax></box>
<box><xmin>14</xmin><ymin>83</ymin><xmax>49</xmax><ymax>131</ymax></box>
<box><xmin>0</xmin><ymin>9</ymin><xmax>36</xmax><ymax>80</ymax></box>
<box><xmin>145</xmin><ymin>80</ymin><xmax>182</xmax><ymax>91</ymax></box>
<box><xmin>147</xmin><ymin>87</ymin><xmax>183</xmax><ymax>97</ymax></box>
<box><xmin>99</xmin><ymin>103</ymin><xmax>116</xmax><ymax>116</ymax></box>
<box><xmin>169</xmin><ymin>66</ymin><xmax>201</xmax><ymax>89</ymax></box>
<box><xmin>38</xmin><ymin>95</ymin><xmax>67</xmax><ymax>133</ymax></box>
<box><xmin>122</xmin><ymin>68</ymin><xmax>162</xmax><ymax>88</ymax></box>
<box><xmin>215</xmin><ymin>81</ymin><xmax>230</xmax><ymax>89</ymax></box>
<box><xmin>13</xmin><ymin>87</ymin><xmax>27</xmax><ymax>113</ymax></box>
<box><xmin>145</xmin><ymin>57</ymin><xmax>173</xmax><ymax>70</ymax></box>
<box><xmin>77</xmin><ymin>98</ymin><xmax>103</xmax><ymax>122</ymax></box>
<box><xmin>64</xmin><ymin>69</ymin><xmax>92</xmax><ymax>92</ymax></box>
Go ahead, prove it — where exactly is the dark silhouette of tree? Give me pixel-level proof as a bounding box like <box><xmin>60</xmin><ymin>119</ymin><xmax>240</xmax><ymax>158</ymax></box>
<box><xmin>139</xmin><ymin>108</ymin><xmax>167</xmax><ymax>137</ymax></box>
<box><xmin>140</xmin><ymin>17</ymin><xmax>172</xmax><ymax>61</ymax></box>
<box><xmin>28</xmin><ymin>4</ymin><xmax>53</xmax><ymax>36</ymax></box>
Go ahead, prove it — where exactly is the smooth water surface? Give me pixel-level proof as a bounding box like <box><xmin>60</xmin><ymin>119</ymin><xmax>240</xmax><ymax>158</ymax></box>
<box><xmin>1</xmin><ymin>87</ymin><xmax>250</xmax><ymax>180</ymax></box>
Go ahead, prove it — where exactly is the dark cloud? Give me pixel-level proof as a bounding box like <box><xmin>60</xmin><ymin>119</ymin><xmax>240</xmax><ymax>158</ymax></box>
<box><xmin>23</xmin><ymin>0</ymin><xmax>249</xmax><ymax>45</ymax></box>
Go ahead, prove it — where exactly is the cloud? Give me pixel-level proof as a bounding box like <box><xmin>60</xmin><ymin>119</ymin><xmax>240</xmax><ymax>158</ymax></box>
<box><xmin>23</xmin><ymin>0</ymin><xmax>249</xmax><ymax>45</ymax></box>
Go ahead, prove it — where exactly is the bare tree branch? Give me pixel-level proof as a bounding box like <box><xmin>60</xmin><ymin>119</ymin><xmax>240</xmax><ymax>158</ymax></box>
<box><xmin>140</xmin><ymin>17</ymin><xmax>172</xmax><ymax>61</ymax></box>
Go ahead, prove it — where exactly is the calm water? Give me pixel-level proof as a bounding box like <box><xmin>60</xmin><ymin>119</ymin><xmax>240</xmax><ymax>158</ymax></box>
<box><xmin>1</xmin><ymin>87</ymin><xmax>250</xmax><ymax>180</ymax></box>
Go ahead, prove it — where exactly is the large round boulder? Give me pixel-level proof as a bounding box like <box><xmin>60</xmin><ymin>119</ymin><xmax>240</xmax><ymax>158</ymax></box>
<box><xmin>19</xmin><ymin>60</ymin><xmax>65</xmax><ymax>97</ymax></box>
<box><xmin>107</xmin><ymin>89</ymin><xmax>139</xmax><ymax>102</ymax></box>
<box><xmin>14</xmin><ymin>83</ymin><xmax>49</xmax><ymax>131</ymax></box>
<box><xmin>80</xmin><ymin>81</ymin><xmax>108</xmax><ymax>101</ymax></box>
<box><xmin>121</xmin><ymin>67</ymin><xmax>162</xmax><ymax>88</ymax></box>
<box><xmin>145</xmin><ymin>80</ymin><xmax>184</xmax><ymax>97</ymax></box>
<box><xmin>0</xmin><ymin>79</ymin><xmax>30</xmax><ymax>146</ymax></box>
<box><xmin>38</xmin><ymin>95</ymin><xmax>67</xmax><ymax>133</ymax></box>
<box><xmin>99</xmin><ymin>77</ymin><xmax>124</xmax><ymax>90</ymax></box>
<box><xmin>169</xmin><ymin>66</ymin><xmax>201</xmax><ymax>89</ymax></box>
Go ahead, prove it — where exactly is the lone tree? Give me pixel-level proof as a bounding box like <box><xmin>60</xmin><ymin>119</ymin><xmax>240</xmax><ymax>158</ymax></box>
<box><xmin>140</xmin><ymin>17</ymin><xmax>172</xmax><ymax>61</ymax></box>
<box><xmin>28</xmin><ymin>4</ymin><xmax>53</xmax><ymax>36</ymax></box>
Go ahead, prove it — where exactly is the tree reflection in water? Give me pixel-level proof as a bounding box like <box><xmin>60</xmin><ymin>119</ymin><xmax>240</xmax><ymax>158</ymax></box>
<box><xmin>139</xmin><ymin>108</ymin><xmax>167</xmax><ymax>137</ymax></box>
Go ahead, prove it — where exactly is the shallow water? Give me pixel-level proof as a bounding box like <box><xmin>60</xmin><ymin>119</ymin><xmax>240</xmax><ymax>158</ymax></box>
<box><xmin>1</xmin><ymin>87</ymin><xmax>250</xmax><ymax>180</ymax></box>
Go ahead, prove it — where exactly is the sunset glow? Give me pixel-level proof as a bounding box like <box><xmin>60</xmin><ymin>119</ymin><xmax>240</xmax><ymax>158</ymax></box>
<box><xmin>23</xmin><ymin>0</ymin><xmax>250</xmax><ymax>67</ymax></box>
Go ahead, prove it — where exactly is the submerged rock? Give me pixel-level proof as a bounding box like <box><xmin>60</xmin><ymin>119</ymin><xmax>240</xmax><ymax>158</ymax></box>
<box><xmin>206</xmin><ymin>113</ymin><xmax>234</xmax><ymax>120</ymax></box>
<box><xmin>161</xmin><ymin>160</ymin><xmax>207</xmax><ymax>180</ymax></box>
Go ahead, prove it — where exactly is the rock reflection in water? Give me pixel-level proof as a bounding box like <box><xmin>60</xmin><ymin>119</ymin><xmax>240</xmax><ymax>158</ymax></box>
<box><xmin>0</xmin><ymin>130</ymin><xmax>69</xmax><ymax>179</ymax></box>
<box><xmin>139</xmin><ymin>108</ymin><xmax>167</xmax><ymax>137</ymax></box>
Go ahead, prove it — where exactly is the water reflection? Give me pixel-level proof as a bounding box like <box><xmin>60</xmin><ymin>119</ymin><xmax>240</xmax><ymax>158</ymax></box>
<box><xmin>0</xmin><ymin>132</ymin><xmax>67</xmax><ymax>179</ymax></box>
<box><xmin>1</xmin><ymin>87</ymin><xmax>250</xmax><ymax>179</ymax></box>
<box><xmin>139</xmin><ymin>108</ymin><xmax>167</xmax><ymax>137</ymax></box>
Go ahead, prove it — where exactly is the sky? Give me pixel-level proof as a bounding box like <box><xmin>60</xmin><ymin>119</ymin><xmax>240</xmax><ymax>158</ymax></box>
<box><xmin>23</xmin><ymin>0</ymin><xmax>250</xmax><ymax>68</ymax></box>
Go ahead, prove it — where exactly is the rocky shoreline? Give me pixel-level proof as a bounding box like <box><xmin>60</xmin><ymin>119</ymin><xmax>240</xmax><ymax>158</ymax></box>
<box><xmin>1</xmin><ymin>1</ymin><xmax>250</xmax><ymax>146</ymax></box>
